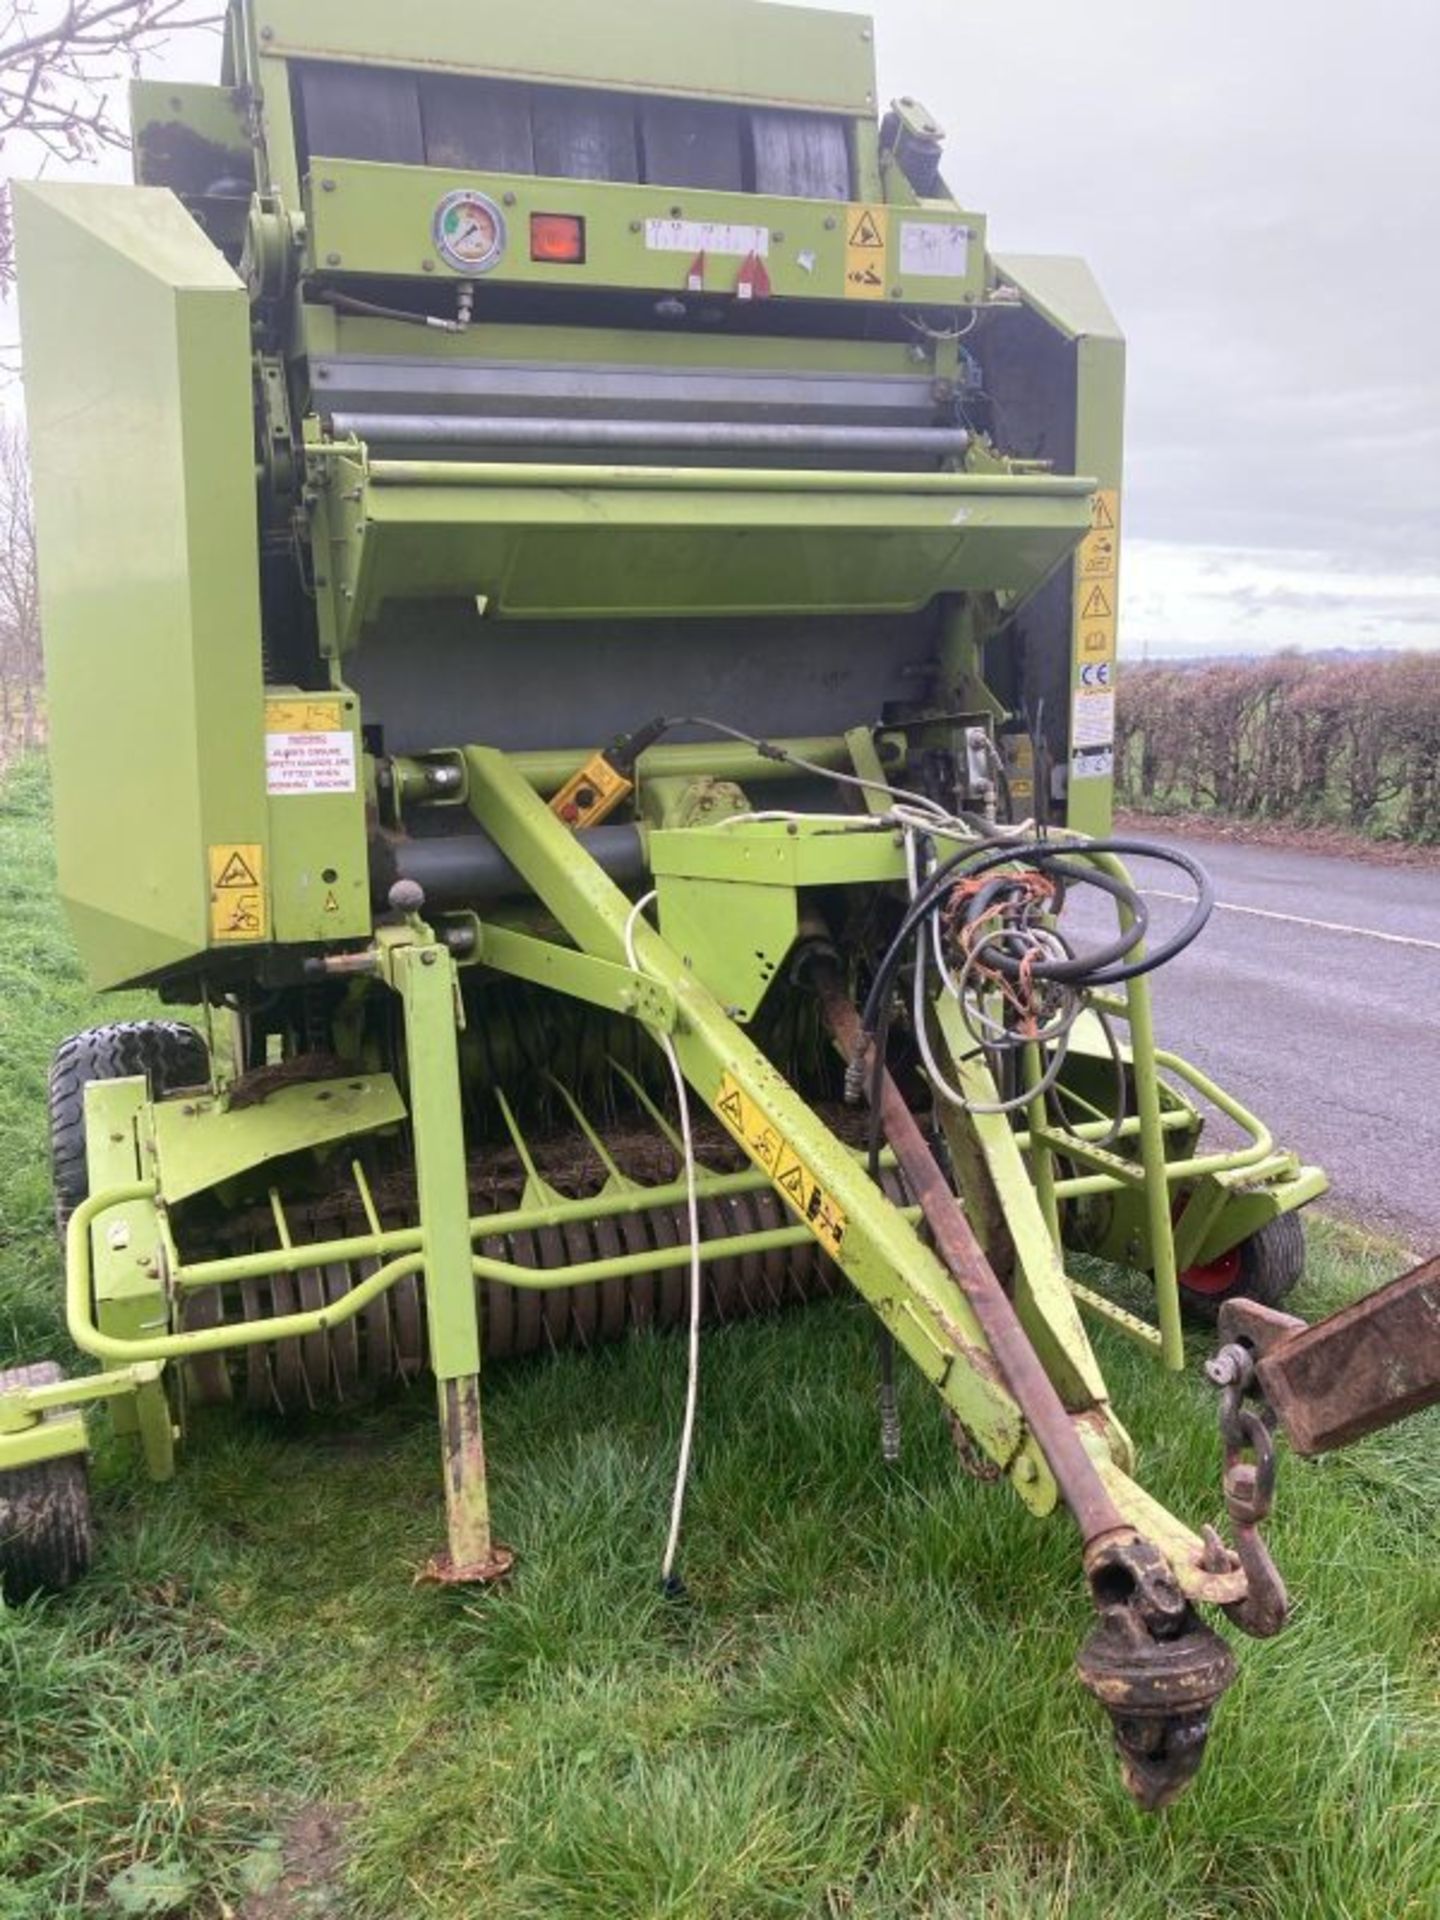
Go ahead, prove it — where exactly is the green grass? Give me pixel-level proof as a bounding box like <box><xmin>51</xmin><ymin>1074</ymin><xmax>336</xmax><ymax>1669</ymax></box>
<box><xmin>1</xmin><ymin>754</ymin><xmax>1437</xmax><ymax>1919</ymax></box>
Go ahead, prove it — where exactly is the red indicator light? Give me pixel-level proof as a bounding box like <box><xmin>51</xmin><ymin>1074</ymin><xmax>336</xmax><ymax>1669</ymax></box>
<box><xmin>530</xmin><ymin>213</ymin><xmax>586</xmax><ymax>263</ymax></box>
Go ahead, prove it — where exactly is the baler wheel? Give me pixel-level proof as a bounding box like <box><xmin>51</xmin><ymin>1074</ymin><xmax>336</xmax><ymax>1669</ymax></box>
<box><xmin>0</xmin><ymin>1363</ymin><xmax>92</xmax><ymax>1600</ymax></box>
<box><xmin>1178</xmin><ymin>1212</ymin><xmax>1306</xmax><ymax>1324</ymax></box>
<box><xmin>49</xmin><ymin>1021</ymin><xmax>209</xmax><ymax>1234</ymax></box>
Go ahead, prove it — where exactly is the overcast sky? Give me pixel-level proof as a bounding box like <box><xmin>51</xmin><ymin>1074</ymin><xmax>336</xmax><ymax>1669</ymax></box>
<box><xmin>862</xmin><ymin>0</ymin><xmax>1440</xmax><ymax>656</ymax></box>
<box><xmin>3</xmin><ymin>0</ymin><xmax>1436</xmax><ymax>657</ymax></box>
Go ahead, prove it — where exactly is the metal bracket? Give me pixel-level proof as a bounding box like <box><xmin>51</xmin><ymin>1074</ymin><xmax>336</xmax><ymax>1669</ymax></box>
<box><xmin>1219</xmin><ymin>1253</ymin><xmax>1440</xmax><ymax>1455</ymax></box>
<box><xmin>0</xmin><ymin>1360</ymin><xmax>170</xmax><ymax>1474</ymax></box>
<box><xmin>0</xmin><ymin>1361</ymin><xmax>166</xmax><ymax>1435</ymax></box>
<box><xmin>257</xmin><ymin>353</ymin><xmax>297</xmax><ymax>498</ymax></box>
<box><xmin>0</xmin><ymin>1408</ymin><xmax>88</xmax><ymax>1473</ymax></box>
<box><xmin>478</xmin><ymin>922</ymin><xmax>676</xmax><ymax>1031</ymax></box>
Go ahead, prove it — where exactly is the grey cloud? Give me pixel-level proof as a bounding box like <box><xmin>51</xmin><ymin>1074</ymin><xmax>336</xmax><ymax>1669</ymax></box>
<box><xmin>860</xmin><ymin>0</ymin><xmax>1439</xmax><ymax>608</ymax></box>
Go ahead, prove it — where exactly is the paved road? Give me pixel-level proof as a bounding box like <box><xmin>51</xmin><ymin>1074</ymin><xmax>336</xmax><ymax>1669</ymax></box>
<box><xmin>1105</xmin><ymin>834</ymin><xmax>1439</xmax><ymax>1256</ymax></box>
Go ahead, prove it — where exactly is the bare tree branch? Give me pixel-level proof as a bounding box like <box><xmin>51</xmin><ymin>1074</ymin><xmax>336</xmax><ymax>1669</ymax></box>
<box><xmin>0</xmin><ymin>0</ymin><xmax>219</xmax><ymax>283</ymax></box>
<box><xmin>0</xmin><ymin>419</ymin><xmax>43</xmax><ymax>758</ymax></box>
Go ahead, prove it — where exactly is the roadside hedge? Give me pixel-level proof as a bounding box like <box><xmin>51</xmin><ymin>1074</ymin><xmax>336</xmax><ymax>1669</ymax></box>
<box><xmin>1114</xmin><ymin>652</ymin><xmax>1440</xmax><ymax>841</ymax></box>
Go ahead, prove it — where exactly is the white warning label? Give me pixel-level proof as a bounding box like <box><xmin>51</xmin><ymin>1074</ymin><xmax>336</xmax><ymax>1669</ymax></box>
<box><xmin>265</xmin><ymin>729</ymin><xmax>357</xmax><ymax>796</ymax></box>
<box><xmin>1072</xmin><ymin>688</ymin><xmax>1115</xmax><ymax>749</ymax></box>
<box><xmin>899</xmin><ymin>221</ymin><xmax>970</xmax><ymax>278</ymax></box>
<box><xmin>1071</xmin><ymin>745</ymin><xmax>1114</xmax><ymax>782</ymax></box>
<box><xmin>644</xmin><ymin>219</ymin><xmax>770</xmax><ymax>258</ymax></box>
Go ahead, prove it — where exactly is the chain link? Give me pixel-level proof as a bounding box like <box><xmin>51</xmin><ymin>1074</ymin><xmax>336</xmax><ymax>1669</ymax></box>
<box><xmin>1207</xmin><ymin>1341</ymin><xmax>1289</xmax><ymax>1636</ymax></box>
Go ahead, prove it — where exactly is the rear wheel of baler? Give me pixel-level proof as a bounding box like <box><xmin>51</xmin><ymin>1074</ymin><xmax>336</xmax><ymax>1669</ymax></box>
<box><xmin>1178</xmin><ymin>1212</ymin><xmax>1306</xmax><ymax>1325</ymax></box>
<box><xmin>0</xmin><ymin>1363</ymin><xmax>93</xmax><ymax>1600</ymax></box>
<box><xmin>49</xmin><ymin>1020</ymin><xmax>210</xmax><ymax>1233</ymax></box>
<box><xmin>50</xmin><ymin>1020</ymin><xmax>218</xmax><ymax>1408</ymax></box>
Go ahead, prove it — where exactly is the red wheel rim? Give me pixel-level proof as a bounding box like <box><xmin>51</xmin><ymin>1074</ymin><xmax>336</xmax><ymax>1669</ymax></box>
<box><xmin>1179</xmin><ymin>1246</ymin><xmax>1242</xmax><ymax>1296</ymax></box>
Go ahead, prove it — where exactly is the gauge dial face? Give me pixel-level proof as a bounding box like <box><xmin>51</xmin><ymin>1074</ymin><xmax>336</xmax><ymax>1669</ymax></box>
<box><xmin>432</xmin><ymin>189</ymin><xmax>507</xmax><ymax>273</ymax></box>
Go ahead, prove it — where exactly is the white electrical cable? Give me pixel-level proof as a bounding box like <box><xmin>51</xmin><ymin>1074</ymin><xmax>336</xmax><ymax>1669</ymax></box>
<box><xmin>902</xmin><ymin>822</ymin><xmax>987</xmax><ymax>1112</ymax></box>
<box><xmin>706</xmin><ymin>809</ymin><xmax>890</xmax><ymax>831</ymax></box>
<box><xmin>623</xmin><ymin>890</ymin><xmax>702</xmax><ymax>1585</ymax></box>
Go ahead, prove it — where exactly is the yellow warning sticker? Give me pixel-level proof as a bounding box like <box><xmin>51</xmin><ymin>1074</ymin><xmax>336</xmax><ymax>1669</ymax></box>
<box><xmin>1071</xmin><ymin>489</ymin><xmax>1121</xmax><ymax>777</ymax></box>
<box><xmin>264</xmin><ymin>698</ymin><xmax>343</xmax><ymax>733</ymax></box>
<box><xmin>714</xmin><ymin>1071</ymin><xmax>846</xmax><ymax>1259</ymax></box>
<box><xmin>843</xmin><ymin>202</ymin><xmax>888</xmax><ymax>301</ymax></box>
<box><xmin>208</xmin><ymin>843</ymin><xmax>267</xmax><ymax>943</ymax></box>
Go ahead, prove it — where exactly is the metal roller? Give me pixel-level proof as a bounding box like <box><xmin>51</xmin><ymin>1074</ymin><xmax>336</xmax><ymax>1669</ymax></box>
<box><xmin>479</xmin><ymin>1233</ymin><xmax>514</xmax><ymax>1360</ymax></box>
<box><xmin>326</xmin><ymin>1262</ymin><xmax>362</xmax><ymax>1400</ymax></box>
<box><xmin>185</xmin><ymin>1194</ymin><xmax>845</xmax><ymax>1413</ymax></box>
<box><xmin>330</xmin><ymin>412</ymin><xmax>970</xmax><ymax>460</ymax></box>
<box><xmin>563</xmin><ymin>1218</ymin><xmax>599</xmax><ymax>1347</ymax></box>
<box><xmin>360</xmin><ymin>1256</ymin><xmax>396</xmax><ymax>1393</ymax></box>
<box><xmin>180</xmin><ymin>1286</ymin><xmax>232</xmax><ymax>1408</ymax></box>
<box><xmin>240</xmin><ymin>1277</ymin><xmax>276</xmax><ymax>1413</ymax></box>
<box><xmin>592</xmin><ymin>1216</ymin><xmax>629</xmax><ymax>1342</ymax></box>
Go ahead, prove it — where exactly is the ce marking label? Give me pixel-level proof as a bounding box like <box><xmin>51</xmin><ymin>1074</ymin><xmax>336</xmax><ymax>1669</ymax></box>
<box><xmin>1080</xmin><ymin>662</ymin><xmax>1112</xmax><ymax>688</ymax></box>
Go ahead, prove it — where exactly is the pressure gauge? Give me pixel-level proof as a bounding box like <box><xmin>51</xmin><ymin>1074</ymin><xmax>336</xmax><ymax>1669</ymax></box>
<box><xmin>432</xmin><ymin>189</ymin><xmax>507</xmax><ymax>273</ymax></box>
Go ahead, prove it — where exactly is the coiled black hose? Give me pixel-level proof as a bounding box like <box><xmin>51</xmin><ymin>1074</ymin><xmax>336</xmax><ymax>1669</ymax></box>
<box><xmin>856</xmin><ymin>837</ymin><xmax>1215</xmax><ymax>1171</ymax></box>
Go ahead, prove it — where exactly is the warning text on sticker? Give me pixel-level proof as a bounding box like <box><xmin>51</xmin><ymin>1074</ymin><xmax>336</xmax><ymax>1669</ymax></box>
<box><xmin>265</xmin><ymin>730</ymin><xmax>357</xmax><ymax>796</ymax></box>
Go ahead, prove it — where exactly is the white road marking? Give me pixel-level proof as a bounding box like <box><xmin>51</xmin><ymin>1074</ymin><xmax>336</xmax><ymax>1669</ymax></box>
<box><xmin>1140</xmin><ymin>890</ymin><xmax>1440</xmax><ymax>953</ymax></box>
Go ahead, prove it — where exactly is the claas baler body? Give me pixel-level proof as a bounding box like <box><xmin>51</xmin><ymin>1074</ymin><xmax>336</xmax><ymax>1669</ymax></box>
<box><xmin>6</xmin><ymin>0</ymin><xmax>1426</xmax><ymax>1807</ymax></box>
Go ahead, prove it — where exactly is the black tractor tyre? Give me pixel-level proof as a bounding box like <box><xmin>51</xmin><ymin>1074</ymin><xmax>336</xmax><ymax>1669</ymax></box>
<box><xmin>49</xmin><ymin>1020</ymin><xmax>210</xmax><ymax>1235</ymax></box>
<box><xmin>1177</xmin><ymin>1211</ymin><xmax>1307</xmax><ymax>1325</ymax></box>
<box><xmin>0</xmin><ymin>1363</ymin><xmax>93</xmax><ymax>1600</ymax></box>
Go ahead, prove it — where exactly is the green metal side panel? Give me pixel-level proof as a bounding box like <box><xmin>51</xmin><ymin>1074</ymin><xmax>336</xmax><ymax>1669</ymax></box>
<box><xmin>85</xmin><ymin>1076</ymin><xmax>162</xmax><ymax>1440</ymax></box>
<box><xmin>264</xmin><ymin>687</ymin><xmax>372</xmax><ymax>942</ymax></box>
<box><xmin>15</xmin><ymin>182</ymin><xmax>267</xmax><ymax>988</ymax></box>
<box><xmin>995</xmin><ymin>255</ymin><xmax>1123</xmax><ymax>344</ymax></box>
<box><xmin>994</xmin><ymin>255</ymin><xmax>1125</xmax><ymax>838</ymax></box>
<box><xmin>151</xmin><ymin>1074</ymin><xmax>406</xmax><ymax>1203</ymax></box>
<box><xmin>251</xmin><ymin>0</ymin><xmax>877</xmax><ymax>112</ymax></box>
<box><xmin>130</xmin><ymin>80</ymin><xmax>252</xmax><ymax>191</ymax></box>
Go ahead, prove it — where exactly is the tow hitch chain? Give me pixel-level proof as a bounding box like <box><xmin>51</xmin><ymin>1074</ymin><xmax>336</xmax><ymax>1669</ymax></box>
<box><xmin>1205</xmin><ymin>1343</ymin><xmax>1290</xmax><ymax>1639</ymax></box>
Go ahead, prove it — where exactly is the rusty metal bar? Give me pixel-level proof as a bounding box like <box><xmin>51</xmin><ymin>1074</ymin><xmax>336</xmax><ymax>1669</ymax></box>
<box><xmin>814</xmin><ymin>968</ymin><xmax>1130</xmax><ymax>1552</ymax></box>
<box><xmin>1220</xmin><ymin>1254</ymin><xmax>1440</xmax><ymax>1456</ymax></box>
